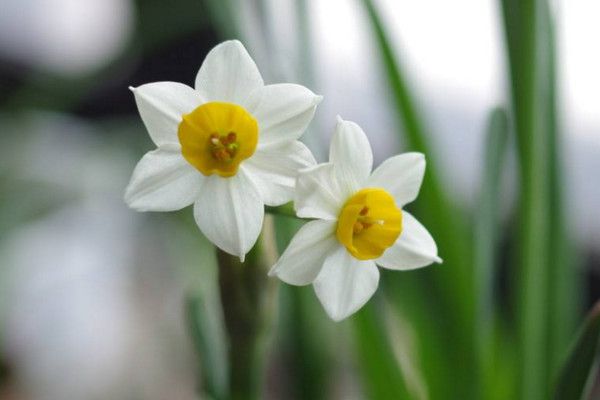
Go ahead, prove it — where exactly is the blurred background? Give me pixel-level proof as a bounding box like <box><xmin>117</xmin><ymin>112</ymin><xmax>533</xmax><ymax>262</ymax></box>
<box><xmin>0</xmin><ymin>0</ymin><xmax>599</xmax><ymax>399</ymax></box>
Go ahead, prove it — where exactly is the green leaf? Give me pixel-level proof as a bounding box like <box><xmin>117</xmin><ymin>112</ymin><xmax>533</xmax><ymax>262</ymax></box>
<box><xmin>554</xmin><ymin>302</ymin><xmax>600</xmax><ymax>400</ymax></box>
<box><xmin>273</xmin><ymin>217</ymin><xmax>334</xmax><ymax>400</ymax></box>
<box><xmin>359</xmin><ymin>0</ymin><xmax>474</xmax><ymax>334</ymax></box>
<box><xmin>499</xmin><ymin>0</ymin><xmax>553</xmax><ymax>398</ymax></box>
<box><xmin>185</xmin><ymin>295</ymin><xmax>229</xmax><ymax>400</ymax></box>
<box><xmin>474</xmin><ymin>108</ymin><xmax>509</xmax><ymax>398</ymax></box>
<box><xmin>172</xmin><ymin>217</ymin><xmax>229</xmax><ymax>400</ymax></box>
<box><xmin>538</xmin><ymin>0</ymin><xmax>580</xmax><ymax>372</ymax></box>
<box><xmin>353</xmin><ymin>298</ymin><xmax>412</xmax><ymax>400</ymax></box>
<box><xmin>360</xmin><ymin>0</ymin><xmax>477</xmax><ymax>397</ymax></box>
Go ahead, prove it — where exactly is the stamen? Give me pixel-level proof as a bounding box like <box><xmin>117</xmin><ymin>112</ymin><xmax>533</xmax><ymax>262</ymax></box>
<box><xmin>209</xmin><ymin>131</ymin><xmax>240</xmax><ymax>163</ymax></box>
<box><xmin>225</xmin><ymin>132</ymin><xmax>237</xmax><ymax>144</ymax></box>
<box><xmin>353</xmin><ymin>221</ymin><xmax>364</xmax><ymax>234</ymax></box>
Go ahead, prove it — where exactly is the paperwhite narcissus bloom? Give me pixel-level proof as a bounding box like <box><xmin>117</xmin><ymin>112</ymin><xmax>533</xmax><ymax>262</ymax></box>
<box><xmin>124</xmin><ymin>40</ymin><xmax>321</xmax><ymax>260</ymax></box>
<box><xmin>269</xmin><ymin>117</ymin><xmax>442</xmax><ymax>321</ymax></box>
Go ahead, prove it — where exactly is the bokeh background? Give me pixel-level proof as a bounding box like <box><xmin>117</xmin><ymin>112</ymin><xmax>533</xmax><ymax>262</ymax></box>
<box><xmin>1</xmin><ymin>0</ymin><xmax>599</xmax><ymax>399</ymax></box>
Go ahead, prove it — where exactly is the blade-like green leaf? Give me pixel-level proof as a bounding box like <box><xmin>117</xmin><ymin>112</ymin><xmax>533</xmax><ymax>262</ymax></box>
<box><xmin>353</xmin><ymin>297</ymin><xmax>412</xmax><ymax>400</ymax></box>
<box><xmin>474</xmin><ymin>108</ymin><xmax>509</xmax><ymax>398</ymax></box>
<box><xmin>173</xmin><ymin>215</ymin><xmax>229</xmax><ymax>400</ymax></box>
<box><xmin>554</xmin><ymin>302</ymin><xmax>600</xmax><ymax>400</ymax></box>
<box><xmin>499</xmin><ymin>0</ymin><xmax>551</xmax><ymax>398</ymax></box>
<box><xmin>185</xmin><ymin>295</ymin><xmax>229</xmax><ymax>400</ymax></box>
<box><xmin>359</xmin><ymin>0</ymin><xmax>474</xmax><ymax>334</ymax></box>
<box><xmin>273</xmin><ymin>216</ymin><xmax>333</xmax><ymax>400</ymax></box>
<box><xmin>360</xmin><ymin>0</ymin><xmax>476</xmax><ymax>397</ymax></box>
<box><xmin>383</xmin><ymin>272</ymin><xmax>458</xmax><ymax>400</ymax></box>
<box><xmin>539</xmin><ymin>0</ymin><xmax>580</xmax><ymax>372</ymax></box>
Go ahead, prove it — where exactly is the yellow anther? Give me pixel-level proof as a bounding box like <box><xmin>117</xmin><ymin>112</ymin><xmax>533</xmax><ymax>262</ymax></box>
<box><xmin>353</xmin><ymin>221</ymin><xmax>365</xmax><ymax>234</ymax></box>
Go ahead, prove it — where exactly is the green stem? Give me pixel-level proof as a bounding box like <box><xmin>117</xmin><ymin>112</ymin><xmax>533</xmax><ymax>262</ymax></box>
<box><xmin>217</xmin><ymin>217</ymin><xmax>278</xmax><ymax>400</ymax></box>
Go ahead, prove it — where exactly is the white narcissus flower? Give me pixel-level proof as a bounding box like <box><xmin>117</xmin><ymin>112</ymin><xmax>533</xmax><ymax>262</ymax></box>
<box><xmin>269</xmin><ymin>117</ymin><xmax>442</xmax><ymax>321</ymax></box>
<box><xmin>124</xmin><ymin>40</ymin><xmax>321</xmax><ymax>260</ymax></box>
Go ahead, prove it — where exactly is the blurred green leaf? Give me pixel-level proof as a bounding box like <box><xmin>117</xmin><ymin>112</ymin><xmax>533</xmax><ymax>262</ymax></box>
<box><xmin>172</xmin><ymin>216</ymin><xmax>229</xmax><ymax>399</ymax></box>
<box><xmin>499</xmin><ymin>0</ymin><xmax>552</xmax><ymax>398</ymax></box>
<box><xmin>265</xmin><ymin>203</ymin><xmax>296</xmax><ymax>218</ymax></box>
<box><xmin>554</xmin><ymin>302</ymin><xmax>600</xmax><ymax>400</ymax></box>
<box><xmin>273</xmin><ymin>217</ymin><xmax>334</xmax><ymax>400</ymax></box>
<box><xmin>538</xmin><ymin>0</ymin><xmax>580</xmax><ymax>372</ymax></box>
<box><xmin>185</xmin><ymin>295</ymin><xmax>229</xmax><ymax>400</ymax></box>
<box><xmin>353</xmin><ymin>298</ymin><xmax>411</xmax><ymax>400</ymax></box>
<box><xmin>474</xmin><ymin>108</ymin><xmax>509</xmax><ymax>398</ymax></box>
<box><xmin>383</xmin><ymin>272</ymin><xmax>461</xmax><ymax>400</ymax></box>
<box><xmin>359</xmin><ymin>0</ymin><xmax>474</xmax><ymax>333</ymax></box>
<box><xmin>204</xmin><ymin>0</ymin><xmax>240</xmax><ymax>39</ymax></box>
<box><xmin>360</xmin><ymin>0</ymin><xmax>476</xmax><ymax>397</ymax></box>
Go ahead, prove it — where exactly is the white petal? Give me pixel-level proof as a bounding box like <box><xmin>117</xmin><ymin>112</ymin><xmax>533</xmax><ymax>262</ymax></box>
<box><xmin>313</xmin><ymin>247</ymin><xmax>380</xmax><ymax>321</ymax></box>
<box><xmin>367</xmin><ymin>153</ymin><xmax>425</xmax><ymax>207</ymax></box>
<box><xmin>377</xmin><ymin>211</ymin><xmax>442</xmax><ymax>270</ymax></box>
<box><xmin>247</xmin><ymin>83</ymin><xmax>322</xmax><ymax>147</ymax></box>
<box><xmin>131</xmin><ymin>82</ymin><xmax>203</xmax><ymax>146</ymax></box>
<box><xmin>194</xmin><ymin>40</ymin><xmax>264</xmax><ymax>105</ymax></box>
<box><xmin>124</xmin><ymin>145</ymin><xmax>203</xmax><ymax>211</ymax></box>
<box><xmin>269</xmin><ymin>220</ymin><xmax>337</xmax><ymax>285</ymax></box>
<box><xmin>243</xmin><ymin>141</ymin><xmax>316</xmax><ymax>206</ymax></box>
<box><xmin>294</xmin><ymin>163</ymin><xmax>347</xmax><ymax>220</ymax></box>
<box><xmin>330</xmin><ymin>117</ymin><xmax>373</xmax><ymax>192</ymax></box>
<box><xmin>193</xmin><ymin>169</ymin><xmax>264</xmax><ymax>261</ymax></box>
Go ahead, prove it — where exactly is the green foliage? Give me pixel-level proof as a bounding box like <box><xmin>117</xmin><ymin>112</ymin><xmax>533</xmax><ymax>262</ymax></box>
<box><xmin>1</xmin><ymin>0</ymin><xmax>591</xmax><ymax>398</ymax></box>
<box><xmin>475</xmin><ymin>108</ymin><xmax>509</xmax><ymax>399</ymax></box>
<box><xmin>353</xmin><ymin>299</ymin><xmax>412</xmax><ymax>400</ymax></box>
<box><xmin>554</xmin><ymin>302</ymin><xmax>600</xmax><ymax>400</ymax></box>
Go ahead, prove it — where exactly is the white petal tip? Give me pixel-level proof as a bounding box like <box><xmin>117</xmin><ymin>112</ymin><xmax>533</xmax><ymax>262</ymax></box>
<box><xmin>128</xmin><ymin>86</ymin><xmax>136</xmax><ymax>92</ymax></box>
<box><xmin>123</xmin><ymin>191</ymin><xmax>137</xmax><ymax>209</ymax></box>
<box><xmin>336</xmin><ymin>115</ymin><xmax>344</xmax><ymax>124</ymax></box>
<box><xmin>314</xmin><ymin>94</ymin><xmax>324</xmax><ymax>105</ymax></box>
<box><xmin>434</xmin><ymin>256</ymin><xmax>443</xmax><ymax>264</ymax></box>
<box><xmin>213</xmin><ymin>39</ymin><xmax>246</xmax><ymax>54</ymax></box>
<box><xmin>324</xmin><ymin>307</ymin><xmax>354</xmax><ymax>322</ymax></box>
<box><xmin>330</xmin><ymin>314</ymin><xmax>346</xmax><ymax>322</ymax></box>
<box><xmin>224</xmin><ymin>39</ymin><xmax>243</xmax><ymax>46</ymax></box>
<box><xmin>125</xmin><ymin>201</ymin><xmax>148</xmax><ymax>212</ymax></box>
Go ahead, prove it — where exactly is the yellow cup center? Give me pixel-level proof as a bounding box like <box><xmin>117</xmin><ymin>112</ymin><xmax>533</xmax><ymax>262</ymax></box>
<box><xmin>336</xmin><ymin>188</ymin><xmax>403</xmax><ymax>260</ymax></box>
<box><xmin>178</xmin><ymin>102</ymin><xmax>259</xmax><ymax>177</ymax></box>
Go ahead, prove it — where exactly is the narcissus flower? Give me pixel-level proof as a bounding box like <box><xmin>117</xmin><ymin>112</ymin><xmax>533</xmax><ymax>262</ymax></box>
<box><xmin>269</xmin><ymin>117</ymin><xmax>442</xmax><ymax>321</ymax></box>
<box><xmin>125</xmin><ymin>40</ymin><xmax>321</xmax><ymax>260</ymax></box>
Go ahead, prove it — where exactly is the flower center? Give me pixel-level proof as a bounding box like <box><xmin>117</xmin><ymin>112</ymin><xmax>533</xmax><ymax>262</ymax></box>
<box><xmin>336</xmin><ymin>188</ymin><xmax>403</xmax><ymax>260</ymax></box>
<box><xmin>178</xmin><ymin>102</ymin><xmax>259</xmax><ymax>177</ymax></box>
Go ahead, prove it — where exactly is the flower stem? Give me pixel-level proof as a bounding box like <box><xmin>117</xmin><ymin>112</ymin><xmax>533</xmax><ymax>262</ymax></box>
<box><xmin>217</xmin><ymin>216</ymin><xmax>278</xmax><ymax>400</ymax></box>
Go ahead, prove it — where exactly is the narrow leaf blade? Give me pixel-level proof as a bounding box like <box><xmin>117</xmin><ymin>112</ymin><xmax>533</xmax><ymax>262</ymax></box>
<box><xmin>554</xmin><ymin>302</ymin><xmax>600</xmax><ymax>400</ymax></box>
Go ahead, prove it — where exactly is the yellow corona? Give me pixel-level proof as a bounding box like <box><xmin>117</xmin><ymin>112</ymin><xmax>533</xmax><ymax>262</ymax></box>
<box><xmin>178</xmin><ymin>102</ymin><xmax>259</xmax><ymax>177</ymax></box>
<box><xmin>336</xmin><ymin>188</ymin><xmax>403</xmax><ymax>260</ymax></box>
